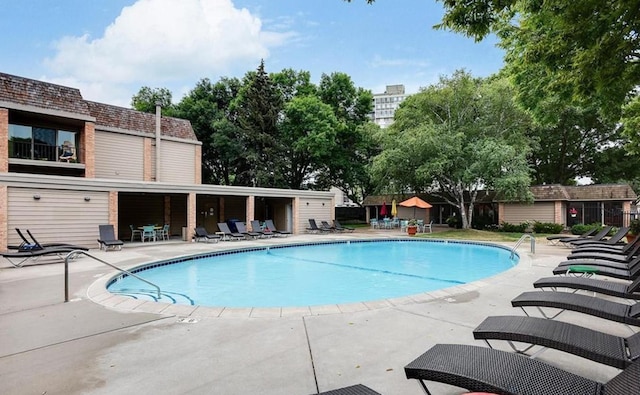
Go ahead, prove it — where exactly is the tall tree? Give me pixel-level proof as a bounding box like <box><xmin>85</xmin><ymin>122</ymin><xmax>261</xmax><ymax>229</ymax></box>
<box><xmin>175</xmin><ymin>77</ymin><xmax>243</xmax><ymax>185</ymax></box>
<box><xmin>232</xmin><ymin>60</ymin><xmax>284</xmax><ymax>187</ymax></box>
<box><xmin>279</xmin><ymin>96</ymin><xmax>340</xmax><ymax>188</ymax></box>
<box><xmin>131</xmin><ymin>86</ymin><xmax>175</xmax><ymax>115</ymax></box>
<box><xmin>372</xmin><ymin>71</ymin><xmax>533</xmax><ymax>228</ymax></box>
<box><xmin>315</xmin><ymin>72</ymin><xmax>374</xmax><ymax>204</ymax></box>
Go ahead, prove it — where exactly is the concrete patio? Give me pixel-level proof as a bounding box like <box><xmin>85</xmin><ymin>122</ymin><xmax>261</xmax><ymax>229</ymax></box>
<box><xmin>0</xmin><ymin>228</ymin><xmax>627</xmax><ymax>394</ymax></box>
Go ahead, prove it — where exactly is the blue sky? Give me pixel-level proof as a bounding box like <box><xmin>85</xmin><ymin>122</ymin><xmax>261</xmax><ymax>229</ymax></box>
<box><xmin>1</xmin><ymin>0</ymin><xmax>505</xmax><ymax>107</ymax></box>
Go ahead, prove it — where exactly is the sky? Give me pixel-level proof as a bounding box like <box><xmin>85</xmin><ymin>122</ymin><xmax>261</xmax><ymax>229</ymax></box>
<box><xmin>1</xmin><ymin>0</ymin><xmax>505</xmax><ymax>108</ymax></box>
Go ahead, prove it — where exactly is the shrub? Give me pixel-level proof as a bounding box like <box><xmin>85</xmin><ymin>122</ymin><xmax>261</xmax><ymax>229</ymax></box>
<box><xmin>532</xmin><ymin>221</ymin><xmax>564</xmax><ymax>234</ymax></box>
<box><xmin>630</xmin><ymin>219</ymin><xmax>640</xmax><ymax>235</ymax></box>
<box><xmin>499</xmin><ymin>221</ymin><xmax>529</xmax><ymax>233</ymax></box>
<box><xmin>570</xmin><ymin>223</ymin><xmax>602</xmax><ymax>235</ymax></box>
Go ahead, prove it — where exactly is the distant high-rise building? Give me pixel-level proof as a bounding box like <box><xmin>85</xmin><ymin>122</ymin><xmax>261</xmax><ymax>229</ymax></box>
<box><xmin>371</xmin><ymin>84</ymin><xmax>408</xmax><ymax>128</ymax></box>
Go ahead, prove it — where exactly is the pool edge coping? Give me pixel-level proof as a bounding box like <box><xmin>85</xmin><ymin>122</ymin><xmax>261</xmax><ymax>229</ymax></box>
<box><xmin>87</xmin><ymin>238</ymin><xmax>528</xmax><ymax>318</ymax></box>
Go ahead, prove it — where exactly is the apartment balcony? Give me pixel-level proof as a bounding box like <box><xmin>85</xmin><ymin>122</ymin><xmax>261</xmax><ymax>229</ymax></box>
<box><xmin>8</xmin><ymin>141</ymin><xmax>85</xmax><ymax>177</ymax></box>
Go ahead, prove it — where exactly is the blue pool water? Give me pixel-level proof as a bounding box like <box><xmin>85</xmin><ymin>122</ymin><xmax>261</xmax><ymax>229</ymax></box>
<box><xmin>108</xmin><ymin>240</ymin><xmax>517</xmax><ymax>307</ymax></box>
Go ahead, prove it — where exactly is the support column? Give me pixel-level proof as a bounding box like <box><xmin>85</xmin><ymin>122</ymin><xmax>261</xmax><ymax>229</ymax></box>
<box><xmin>187</xmin><ymin>192</ymin><xmax>196</xmax><ymax>241</ymax></box>
<box><xmin>109</xmin><ymin>191</ymin><xmax>118</xmax><ymax>237</ymax></box>
<box><xmin>246</xmin><ymin>195</ymin><xmax>255</xmax><ymax>223</ymax></box>
<box><xmin>82</xmin><ymin>122</ymin><xmax>95</xmax><ymax>178</ymax></box>
<box><xmin>0</xmin><ymin>185</ymin><xmax>7</xmax><ymax>251</ymax></box>
<box><xmin>0</xmin><ymin>108</ymin><xmax>8</xmax><ymax>173</ymax></box>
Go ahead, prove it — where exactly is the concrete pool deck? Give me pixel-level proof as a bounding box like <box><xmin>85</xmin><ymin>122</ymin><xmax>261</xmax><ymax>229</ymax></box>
<box><xmin>0</xmin><ymin>227</ymin><xmax>627</xmax><ymax>394</ymax></box>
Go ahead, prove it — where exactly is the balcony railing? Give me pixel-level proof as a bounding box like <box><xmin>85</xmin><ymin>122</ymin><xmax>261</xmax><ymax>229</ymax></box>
<box><xmin>9</xmin><ymin>141</ymin><xmax>79</xmax><ymax>163</ymax></box>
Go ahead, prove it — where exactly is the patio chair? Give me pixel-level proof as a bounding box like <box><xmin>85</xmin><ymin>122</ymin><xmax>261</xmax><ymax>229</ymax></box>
<box><xmin>370</xmin><ymin>218</ymin><xmax>379</xmax><ymax>229</ymax></box>
<box><xmin>1</xmin><ymin>246</ymin><xmax>85</xmax><ymax>268</ymax></box>
<box><xmin>422</xmin><ymin>220</ymin><xmax>433</xmax><ymax>233</ymax></box>
<box><xmin>333</xmin><ymin>220</ymin><xmax>354</xmax><ymax>233</ymax></box>
<box><xmin>156</xmin><ymin>224</ymin><xmax>170</xmax><ymax>241</ymax></box>
<box><xmin>404</xmin><ymin>343</ymin><xmax>640</xmax><ymax>395</ymax></box>
<box><xmin>556</xmin><ymin>255</ymin><xmax>640</xmax><ymax>272</ymax></box>
<box><xmin>313</xmin><ymin>384</ymin><xmax>382</xmax><ymax>395</ymax></box>
<box><xmin>250</xmin><ymin>220</ymin><xmax>273</xmax><ymax>238</ymax></box>
<box><xmin>562</xmin><ymin>225</ymin><xmax>612</xmax><ymax>246</ymax></box>
<box><xmin>473</xmin><ymin>315</ymin><xmax>640</xmax><ymax>368</ymax></box>
<box><xmin>552</xmin><ymin>259</ymin><xmax>640</xmax><ymax>280</ymax></box>
<box><xmin>511</xmin><ymin>290</ymin><xmax>640</xmax><ymax>326</ymax></box>
<box><xmin>567</xmin><ymin>235</ymin><xmax>640</xmax><ymax>255</ymax></box>
<box><xmin>141</xmin><ymin>225</ymin><xmax>156</xmax><ymax>243</ymax></box>
<box><xmin>235</xmin><ymin>222</ymin><xmax>260</xmax><ymax>239</ymax></box>
<box><xmin>546</xmin><ymin>227</ymin><xmax>597</xmax><ymax>245</ymax></box>
<box><xmin>567</xmin><ymin>226</ymin><xmax>628</xmax><ymax>247</ymax></box>
<box><xmin>264</xmin><ymin>219</ymin><xmax>291</xmax><ymax>236</ymax></box>
<box><xmin>533</xmin><ymin>275</ymin><xmax>640</xmax><ymax>301</ymax></box>
<box><xmin>307</xmin><ymin>219</ymin><xmax>329</xmax><ymax>234</ymax></box>
<box><xmin>129</xmin><ymin>224</ymin><xmax>142</xmax><ymax>242</ymax></box>
<box><xmin>217</xmin><ymin>222</ymin><xmax>245</xmax><ymax>241</ymax></box>
<box><xmin>194</xmin><ymin>227</ymin><xmax>221</xmax><ymax>243</ymax></box>
<box><xmin>13</xmin><ymin>228</ymin><xmax>87</xmax><ymax>251</ymax></box>
<box><xmin>97</xmin><ymin>224</ymin><xmax>124</xmax><ymax>251</ymax></box>
<box><xmin>320</xmin><ymin>220</ymin><xmax>335</xmax><ymax>232</ymax></box>
<box><xmin>566</xmin><ymin>240</ymin><xmax>640</xmax><ymax>262</ymax></box>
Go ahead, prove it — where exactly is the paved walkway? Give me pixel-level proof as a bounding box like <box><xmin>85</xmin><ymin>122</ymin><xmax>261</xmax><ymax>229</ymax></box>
<box><xmin>0</xmin><ymin>228</ymin><xmax>625</xmax><ymax>394</ymax></box>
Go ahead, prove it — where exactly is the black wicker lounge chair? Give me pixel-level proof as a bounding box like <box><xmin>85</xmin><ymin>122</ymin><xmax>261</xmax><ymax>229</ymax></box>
<box><xmin>533</xmin><ymin>275</ymin><xmax>640</xmax><ymax>301</ymax></box>
<box><xmin>334</xmin><ymin>220</ymin><xmax>355</xmax><ymax>233</ymax></box>
<box><xmin>193</xmin><ymin>227</ymin><xmax>221</xmax><ymax>243</ymax></box>
<box><xmin>265</xmin><ymin>219</ymin><xmax>291</xmax><ymax>236</ymax></box>
<box><xmin>97</xmin><ymin>224</ymin><xmax>124</xmax><ymax>251</ymax></box>
<box><xmin>235</xmin><ymin>222</ymin><xmax>260</xmax><ymax>239</ymax></box>
<box><xmin>1</xmin><ymin>245</ymin><xmax>85</xmax><ymax>267</ymax></box>
<box><xmin>217</xmin><ymin>222</ymin><xmax>245</xmax><ymax>241</ymax></box>
<box><xmin>568</xmin><ymin>233</ymin><xmax>640</xmax><ymax>254</ymax></box>
<box><xmin>546</xmin><ymin>228</ymin><xmax>597</xmax><ymax>244</ymax></box>
<box><xmin>561</xmin><ymin>226</ymin><xmax>612</xmax><ymax>246</ymax></box>
<box><xmin>404</xmin><ymin>343</ymin><xmax>640</xmax><ymax>395</ymax></box>
<box><xmin>320</xmin><ymin>220</ymin><xmax>335</xmax><ymax>232</ymax></box>
<box><xmin>567</xmin><ymin>226</ymin><xmax>629</xmax><ymax>247</ymax></box>
<box><xmin>313</xmin><ymin>384</ymin><xmax>382</xmax><ymax>395</ymax></box>
<box><xmin>473</xmin><ymin>315</ymin><xmax>640</xmax><ymax>368</ymax></box>
<box><xmin>12</xmin><ymin>228</ymin><xmax>87</xmax><ymax>252</ymax></box>
<box><xmin>567</xmin><ymin>241</ymin><xmax>640</xmax><ymax>262</ymax></box>
<box><xmin>511</xmin><ymin>290</ymin><xmax>640</xmax><ymax>326</ymax></box>
<box><xmin>556</xmin><ymin>255</ymin><xmax>640</xmax><ymax>271</ymax></box>
<box><xmin>552</xmin><ymin>260</ymin><xmax>640</xmax><ymax>280</ymax></box>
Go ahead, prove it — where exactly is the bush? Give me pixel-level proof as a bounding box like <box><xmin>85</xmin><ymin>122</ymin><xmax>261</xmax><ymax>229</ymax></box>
<box><xmin>570</xmin><ymin>223</ymin><xmax>602</xmax><ymax>235</ymax></box>
<box><xmin>532</xmin><ymin>222</ymin><xmax>564</xmax><ymax>234</ymax></box>
<box><xmin>499</xmin><ymin>221</ymin><xmax>529</xmax><ymax>233</ymax></box>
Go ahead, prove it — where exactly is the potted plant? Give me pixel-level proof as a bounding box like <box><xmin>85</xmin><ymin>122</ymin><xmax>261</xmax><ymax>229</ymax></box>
<box><xmin>407</xmin><ymin>219</ymin><xmax>418</xmax><ymax>236</ymax></box>
<box><xmin>628</xmin><ymin>219</ymin><xmax>640</xmax><ymax>243</ymax></box>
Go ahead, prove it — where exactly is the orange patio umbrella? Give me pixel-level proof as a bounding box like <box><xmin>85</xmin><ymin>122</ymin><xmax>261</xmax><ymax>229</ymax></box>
<box><xmin>399</xmin><ymin>196</ymin><xmax>432</xmax><ymax>218</ymax></box>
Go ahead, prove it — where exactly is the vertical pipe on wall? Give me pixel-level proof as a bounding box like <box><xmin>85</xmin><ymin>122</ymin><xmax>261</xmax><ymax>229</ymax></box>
<box><xmin>155</xmin><ymin>101</ymin><xmax>161</xmax><ymax>182</ymax></box>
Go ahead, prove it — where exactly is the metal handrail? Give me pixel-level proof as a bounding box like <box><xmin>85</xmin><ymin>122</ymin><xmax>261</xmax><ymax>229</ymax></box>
<box><xmin>511</xmin><ymin>234</ymin><xmax>536</xmax><ymax>259</ymax></box>
<box><xmin>64</xmin><ymin>250</ymin><xmax>161</xmax><ymax>302</ymax></box>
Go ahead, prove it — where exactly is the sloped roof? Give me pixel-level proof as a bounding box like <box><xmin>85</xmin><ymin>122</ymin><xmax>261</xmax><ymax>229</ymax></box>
<box><xmin>86</xmin><ymin>101</ymin><xmax>197</xmax><ymax>141</ymax></box>
<box><xmin>0</xmin><ymin>72</ymin><xmax>91</xmax><ymax>116</ymax></box>
<box><xmin>565</xmin><ymin>184</ymin><xmax>637</xmax><ymax>201</ymax></box>
<box><xmin>529</xmin><ymin>184</ymin><xmax>571</xmax><ymax>201</ymax></box>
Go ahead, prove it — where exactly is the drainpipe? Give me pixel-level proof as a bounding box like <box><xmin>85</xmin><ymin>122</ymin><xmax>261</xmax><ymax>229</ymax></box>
<box><xmin>155</xmin><ymin>101</ymin><xmax>161</xmax><ymax>182</ymax></box>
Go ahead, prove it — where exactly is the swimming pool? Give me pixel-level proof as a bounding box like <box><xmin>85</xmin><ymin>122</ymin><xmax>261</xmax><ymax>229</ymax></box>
<box><xmin>107</xmin><ymin>239</ymin><xmax>517</xmax><ymax>308</ymax></box>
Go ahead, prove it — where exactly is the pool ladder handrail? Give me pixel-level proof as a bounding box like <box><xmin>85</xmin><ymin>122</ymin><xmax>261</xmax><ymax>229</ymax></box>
<box><xmin>64</xmin><ymin>250</ymin><xmax>161</xmax><ymax>303</ymax></box>
<box><xmin>511</xmin><ymin>233</ymin><xmax>535</xmax><ymax>259</ymax></box>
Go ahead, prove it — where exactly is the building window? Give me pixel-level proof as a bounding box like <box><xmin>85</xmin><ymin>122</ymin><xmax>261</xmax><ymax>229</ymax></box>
<box><xmin>9</xmin><ymin>124</ymin><xmax>78</xmax><ymax>162</ymax></box>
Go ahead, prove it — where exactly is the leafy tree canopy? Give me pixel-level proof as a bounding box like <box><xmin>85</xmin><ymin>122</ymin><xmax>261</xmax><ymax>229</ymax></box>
<box><xmin>131</xmin><ymin>86</ymin><xmax>175</xmax><ymax>115</ymax></box>
<box><xmin>372</xmin><ymin>71</ymin><xmax>533</xmax><ymax>228</ymax></box>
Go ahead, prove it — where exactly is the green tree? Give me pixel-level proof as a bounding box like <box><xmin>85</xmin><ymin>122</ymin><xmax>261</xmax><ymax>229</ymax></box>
<box><xmin>131</xmin><ymin>86</ymin><xmax>175</xmax><ymax>115</ymax></box>
<box><xmin>315</xmin><ymin>72</ymin><xmax>374</xmax><ymax>204</ymax></box>
<box><xmin>175</xmin><ymin>77</ymin><xmax>244</xmax><ymax>185</ymax></box>
<box><xmin>372</xmin><ymin>71</ymin><xmax>533</xmax><ymax>228</ymax></box>
<box><xmin>232</xmin><ymin>60</ymin><xmax>284</xmax><ymax>187</ymax></box>
<box><xmin>279</xmin><ymin>96</ymin><xmax>340</xmax><ymax>188</ymax></box>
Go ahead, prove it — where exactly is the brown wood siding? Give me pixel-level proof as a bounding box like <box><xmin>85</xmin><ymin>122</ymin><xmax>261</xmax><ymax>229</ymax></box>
<box><xmin>503</xmin><ymin>202</ymin><xmax>555</xmax><ymax>224</ymax></box>
<box><xmin>94</xmin><ymin>131</ymin><xmax>144</xmax><ymax>180</ymax></box>
<box><xmin>7</xmin><ymin>187</ymin><xmax>109</xmax><ymax>248</ymax></box>
<box><xmin>160</xmin><ymin>140</ymin><xmax>195</xmax><ymax>184</ymax></box>
<box><xmin>298</xmin><ymin>198</ymin><xmax>333</xmax><ymax>231</ymax></box>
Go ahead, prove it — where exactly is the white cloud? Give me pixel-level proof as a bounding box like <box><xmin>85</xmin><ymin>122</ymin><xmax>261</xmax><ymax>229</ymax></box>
<box><xmin>42</xmin><ymin>0</ymin><xmax>294</xmax><ymax>104</ymax></box>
